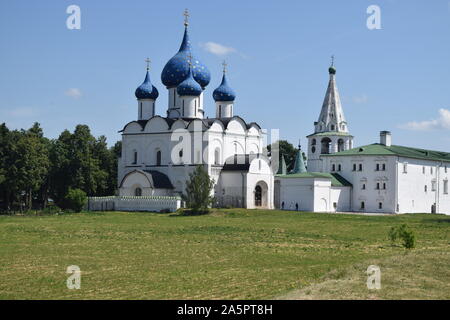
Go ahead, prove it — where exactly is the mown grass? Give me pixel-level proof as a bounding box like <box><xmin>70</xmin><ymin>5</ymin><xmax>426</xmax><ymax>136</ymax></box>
<box><xmin>0</xmin><ymin>209</ymin><xmax>449</xmax><ymax>299</ymax></box>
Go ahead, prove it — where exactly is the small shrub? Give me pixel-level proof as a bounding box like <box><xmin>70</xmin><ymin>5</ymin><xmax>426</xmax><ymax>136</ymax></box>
<box><xmin>65</xmin><ymin>188</ymin><xmax>87</xmax><ymax>213</ymax></box>
<box><xmin>388</xmin><ymin>224</ymin><xmax>416</xmax><ymax>249</ymax></box>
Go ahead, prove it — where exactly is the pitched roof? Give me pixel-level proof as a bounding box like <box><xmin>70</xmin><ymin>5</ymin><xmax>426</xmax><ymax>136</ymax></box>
<box><xmin>321</xmin><ymin>143</ymin><xmax>450</xmax><ymax>163</ymax></box>
<box><xmin>275</xmin><ymin>172</ymin><xmax>352</xmax><ymax>187</ymax></box>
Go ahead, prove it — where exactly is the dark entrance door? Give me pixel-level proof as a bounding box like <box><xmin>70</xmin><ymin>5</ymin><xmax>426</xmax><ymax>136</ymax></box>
<box><xmin>255</xmin><ymin>185</ymin><xmax>262</xmax><ymax>207</ymax></box>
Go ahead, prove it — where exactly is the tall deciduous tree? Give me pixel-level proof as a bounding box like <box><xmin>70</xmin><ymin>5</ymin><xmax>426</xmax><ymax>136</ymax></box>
<box><xmin>183</xmin><ymin>165</ymin><xmax>215</xmax><ymax>213</ymax></box>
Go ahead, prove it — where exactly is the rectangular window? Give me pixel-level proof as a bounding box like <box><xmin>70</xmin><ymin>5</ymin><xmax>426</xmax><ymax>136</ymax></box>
<box><xmin>423</xmin><ymin>166</ymin><xmax>425</xmax><ymax>174</ymax></box>
<box><xmin>382</xmin><ymin>163</ymin><xmax>386</xmax><ymax>171</ymax></box>
<box><xmin>332</xmin><ymin>164</ymin><xmax>336</xmax><ymax>171</ymax></box>
<box><xmin>431</xmin><ymin>180</ymin><xmax>437</xmax><ymax>191</ymax></box>
<box><xmin>338</xmin><ymin>164</ymin><xmax>341</xmax><ymax>171</ymax></box>
<box><xmin>353</xmin><ymin>164</ymin><xmax>357</xmax><ymax>171</ymax></box>
<box><xmin>383</xmin><ymin>183</ymin><xmax>386</xmax><ymax>190</ymax></box>
<box><xmin>431</xmin><ymin>167</ymin><xmax>433</xmax><ymax>174</ymax></box>
<box><xmin>376</xmin><ymin>182</ymin><xmax>380</xmax><ymax>190</ymax></box>
<box><xmin>376</xmin><ymin>163</ymin><xmax>380</xmax><ymax>171</ymax></box>
<box><xmin>444</xmin><ymin>180</ymin><xmax>448</xmax><ymax>194</ymax></box>
<box><xmin>403</xmin><ymin>162</ymin><xmax>408</xmax><ymax>173</ymax></box>
<box><xmin>445</xmin><ymin>166</ymin><xmax>448</xmax><ymax>173</ymax></box>
<box><xmin>360</xmin><ymin>201</ymin><xmax>365</xmax><ymax>209</ymax></box>
<box><xmin>379</xmin><ymin>202</ymin><xmax>383</xmax><ymax>209</ymax></box>
<box><xmin>358</xmin><ymin>164</ymin><xmax>363</xmax><ymax>171</ymax></box>
<box><xmin>362</xmin><ymin>184</ymin><xmax>366</xmax><ymax>190</ymax></box>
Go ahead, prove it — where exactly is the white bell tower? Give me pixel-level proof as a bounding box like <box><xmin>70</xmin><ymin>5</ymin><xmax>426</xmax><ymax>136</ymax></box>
<box><xmin>307</xmin><ymin>57</ymin><xmax>354</xmax><ymax>172</ymax></box>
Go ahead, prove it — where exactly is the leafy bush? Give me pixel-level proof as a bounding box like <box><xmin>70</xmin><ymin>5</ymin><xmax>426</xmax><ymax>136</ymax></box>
<box><xmin>389</xmin><ymin>224</ymin><xmax>416</xmax><ymax>249</ymax></box>
<box><xmin>65</xmin><ymin>188</ymin><xmax>87</xmax><ymax>212</ymax></box>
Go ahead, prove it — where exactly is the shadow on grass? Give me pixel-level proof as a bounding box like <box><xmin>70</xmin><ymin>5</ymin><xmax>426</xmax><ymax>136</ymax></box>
<box><xmin>421</xmin><ymin>218</ymin><xmax>450</xmax><ymax>224</ymax></box>
<box><xmin>169</xmin><ymin>209</ymin><xmax>211</xmax><ymax>217</ymax></box>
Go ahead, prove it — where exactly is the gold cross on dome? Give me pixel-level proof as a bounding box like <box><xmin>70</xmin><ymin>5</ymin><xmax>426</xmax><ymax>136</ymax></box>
<box><xmin>222</xmin><ymin>60</ymin><xmax>228</xmax><ymax>73</ymax></box>
<box><xmin>183</xmin><ymin>9</ymin><xmax>189</xmax><ymax>26</ymax></box>
<box><xmin>145</xmin><ymin>58</ymin><xmax>151</xmax><ymax>70</ymax></box>
<box><xmin>331</xmin><ymin>55</ymin><xmax>335</xmax><ymax>66</ymax></box>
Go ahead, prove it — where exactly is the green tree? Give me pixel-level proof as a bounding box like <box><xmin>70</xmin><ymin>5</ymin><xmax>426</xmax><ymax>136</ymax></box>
<box><xmin>48</xmin><ymin>124</ymin><xmax>112</xmax><ymax>207</ymax></box>
<box><xmin>182</xmin><ymin>165</ymin><xmax>215</xmax><ymax>213</ymax></box>
<box><xmin>65</xmin><ymin>188</ymin><xmax>87</xmax><ymax>212</ymax></box>
<box><xmin>2</xmin><ymin>123</ymin><xmax>50</xmax><ymax>210</ymax></box>
<box><xmin>266</xmin><ymin>140</ymin><xmax>299</xmax><ymax>172</ymax></box>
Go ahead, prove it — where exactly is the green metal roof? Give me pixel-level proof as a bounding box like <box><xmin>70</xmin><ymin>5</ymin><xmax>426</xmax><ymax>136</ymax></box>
<box><xmin>275</xmin><ymin>172</ymin><xmax>352</xmax><ymax>187</ymax></box>
<box><xmin>321</xmin><ymin>143</ymin><xmax>450</xmax><ymax>163</ymax></box>
<box><xmin>307</xmin><ymin>131</ymin><xmax>353</xmax><ymax>137</ymax></box>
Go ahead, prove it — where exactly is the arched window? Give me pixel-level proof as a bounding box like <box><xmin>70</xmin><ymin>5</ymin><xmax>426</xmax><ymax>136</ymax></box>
<box><xmin>156</xmin><ymin>150</ymin><xmax>161</xmax><ymax>166</ymax></box>
<box><xmin>337</xmin><ymin>139</ymin><xmax>344</xmax><ymax>152</ymax></box>
<box><xmin>330</xmin><ymin>125</ymin><xmax>335</xmax><ymax>131</ymax></box>
<box><xmin>311</xmin><ymin>139</ymin><xmax>316</xmax><ymax>145</ymax></box>
<box><xmin>132</xmin><ymin>150</ymin><xmax>137</xmax><ymax>165</ymax></box>
<box><xmin>360</xmin><ymin>201</ymin><xmax>365</xmax><ymax>209</ymax></box>
<box><xmin>321</xmin><ymin>137</ymin><xmax>331</xmax><ymax>154</ymax></box>
<box><xmin>379</xmin><ymin>202</ymin><xmax>383</xmax><ymax>209</ymax></box>
<box><xmin>135</xmin><ymin>187</ymin><xmax>142</xmax><ymax>196</ymax></box>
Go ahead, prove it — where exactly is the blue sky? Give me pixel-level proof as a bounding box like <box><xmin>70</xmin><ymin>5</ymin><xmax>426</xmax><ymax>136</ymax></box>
<box><xmin>1</xmin><ymin>0</ymin><xmax>449</xmax><ymax>151</ymax></box>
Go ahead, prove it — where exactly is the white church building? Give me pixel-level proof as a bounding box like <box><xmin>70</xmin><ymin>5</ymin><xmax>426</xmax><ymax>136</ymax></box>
<box><xmin>275</xmin><ymin>64</ymin><xmax>450</xmax><ymax>214</ymax></box>
<box><xmin>116</xmin><ymin>12</ymin><xmax>274</xmax><ymax>210</ymax></box>
<box><xmin>98</xmin><ymin>10</ymin><xmax>450</xmax><ymax>215</ymax></box>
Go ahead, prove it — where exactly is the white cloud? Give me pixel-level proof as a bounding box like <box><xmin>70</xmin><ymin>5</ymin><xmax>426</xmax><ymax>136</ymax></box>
<box><xmin>399</xmin><ymin>108</ymin><xmax>450</xmax><ymax>131</ymax></box>
<box><xmin>65</xmin><ymin>88</ymin><xmax>82</xmax><ymax>99</ymax></box>
<box><xmin>352</xmin><ymin>94</ymin><xmax>368</xmax><ymax>104</ymax></box>
<box><xmin>200</xmin><ymin>42</ymin><xmax>237</xmax><ymax>56</ymax></box>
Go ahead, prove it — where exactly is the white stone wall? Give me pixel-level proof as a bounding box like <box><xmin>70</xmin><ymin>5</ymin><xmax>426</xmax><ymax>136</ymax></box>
<box><xmin>275</xmin><ymin>177</ymin><xmax>350</xmax><ymax>212</ymax></box>
<box><xmin>88</xmin><ymin>196</ymin><xmax>181</xmax><ymax>212</ymax></box>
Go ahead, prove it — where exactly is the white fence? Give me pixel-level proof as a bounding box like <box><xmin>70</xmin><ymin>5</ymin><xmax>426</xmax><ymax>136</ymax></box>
<box><xmin>88</xmin><ymin>196</ymin><xmax>182</xmax><ymax>212</ymax></box>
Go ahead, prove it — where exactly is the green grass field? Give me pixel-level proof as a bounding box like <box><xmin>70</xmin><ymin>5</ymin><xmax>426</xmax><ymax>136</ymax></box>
<box><xmin>0</xmin><ymin>209</ymin><xmax>449</xmax><ymax>299</ymax></box>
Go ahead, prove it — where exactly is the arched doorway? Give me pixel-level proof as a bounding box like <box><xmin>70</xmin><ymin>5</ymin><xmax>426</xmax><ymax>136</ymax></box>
<box><xmin>254</xmin><ymin>181</ymin><xmax>269</xmax><ymax>208</ymax></box>
<box><xmin>255</xmin><ymin>185</ymin><xmax>262</xmax><ymax>207</ymax></box>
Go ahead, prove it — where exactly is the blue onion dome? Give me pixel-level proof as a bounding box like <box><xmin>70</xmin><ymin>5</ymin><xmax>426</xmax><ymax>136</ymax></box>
<box><xmin>161</xmin><ymin>26</ymin><xmax>211</xmax><ymax>88</ymax></box>
<box><xmin>213</xmin><ymin>73</ymin><xmax>236</xmax><ymax>102</ymax></box>
<box><xmin>176</xmin><ymin>66</ymin><xmax>202</xmax><ymax>96</ymax></box>
<box><xmin>135</xmin><ymin>70</ymin><xmax>159</xmax><ymax>100</ymax></box>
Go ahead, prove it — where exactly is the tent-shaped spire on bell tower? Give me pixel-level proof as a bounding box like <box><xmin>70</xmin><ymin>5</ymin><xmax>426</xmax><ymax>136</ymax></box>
<box><xmin>306</xmin><ymin>57</ymin><xmax>354</xmax><ymax>172</ymax></box>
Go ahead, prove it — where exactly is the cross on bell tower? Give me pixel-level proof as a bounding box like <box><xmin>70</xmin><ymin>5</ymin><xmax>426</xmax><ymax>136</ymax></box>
<box><xmin>183</xmin><ymin>8</ymin><xmax>189</xmax><ymax>27</ymax></box>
